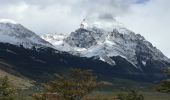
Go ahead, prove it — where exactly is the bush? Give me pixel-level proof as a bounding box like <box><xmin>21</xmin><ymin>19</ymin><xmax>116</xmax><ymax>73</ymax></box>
<box><xmin>0</xmin><ymin>76</ymin><xmax>15</xmax><ymax>100</ymax></box>
<box><xmin>156</xmin><ymin>69</ymin><xmax>170</xmax><ymax>93</ymax></box>
<box><xmin>156</xmin><ymin>80</ymin><xmax>170</xmax><ymax>93</ymax></box>
<box><xmin>117</xmin><ymin>90</ymin><xmax>144</xmax><ymax>100</ymax></box>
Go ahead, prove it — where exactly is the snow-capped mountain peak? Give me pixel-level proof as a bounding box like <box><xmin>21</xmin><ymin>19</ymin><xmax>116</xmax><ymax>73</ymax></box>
<box><xmin>42</xmin><ymin>17</ymin><xmax>170</xmax><ymax>70</ymax></box>
<box><xmin>0</xmin><ymin>20</ymin><xmax>51</xmax><ymax>48</ymax></box>
<box><xmin>0</xmin><ymin>19</ymin><xmax>18</xmax><ymax>24</ymax></box>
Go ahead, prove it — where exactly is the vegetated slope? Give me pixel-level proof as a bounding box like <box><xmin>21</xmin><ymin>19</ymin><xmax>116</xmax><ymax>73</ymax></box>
<box><xmin>0</xmin><ymin>42</ymin><xmax>168</xmax><ymax>83</ymax></box>
<box><xmin>0</xmin><ymin>59</ymin><xmax>33</xmax><ymax>89</ymax></box>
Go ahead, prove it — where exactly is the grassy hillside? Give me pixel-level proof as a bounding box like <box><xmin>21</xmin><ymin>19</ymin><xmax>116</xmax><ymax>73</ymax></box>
<box><xmin>0</xmin><ymin>59</ymin><xmax>33</xmax><ymax>89</ymax></box>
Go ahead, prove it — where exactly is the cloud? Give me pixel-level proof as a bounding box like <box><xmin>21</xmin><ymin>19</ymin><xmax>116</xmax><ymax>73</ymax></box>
<box><xmin>0</xmin><ymin>0</ymin><xmax>138</xmax><ymax>34</ymax></box>
<box><xmin>0</xmin><ymin>1</ymin><xmax>82</xmax><ymax>34</ymax></box>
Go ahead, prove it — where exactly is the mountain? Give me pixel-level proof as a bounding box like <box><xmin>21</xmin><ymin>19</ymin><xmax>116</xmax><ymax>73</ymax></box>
<box><xmin>0</xmin><ymin>20</ymin><xmax>115</xmax><ymax>82</ymax></box>
<box><xmin>42</xmin><ymin>16</ymin><xmax>170</xmax><ymax>82</ymax></box>
<box><xmin>0</xmin><ymin>18</ymin><xmax>169</xmax><ymax>83</ymax></box>
<box><xmin>0</xmin><ymin>19</ymin><xmax>51</xmax><ymax>48</ymax></box>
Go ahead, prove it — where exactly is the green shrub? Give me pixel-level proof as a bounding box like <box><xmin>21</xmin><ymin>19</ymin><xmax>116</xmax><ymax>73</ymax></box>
<box><xmin>118</xmin><ymin>90</ymin><xmax>144</xmax><ymax>100</ymax></box>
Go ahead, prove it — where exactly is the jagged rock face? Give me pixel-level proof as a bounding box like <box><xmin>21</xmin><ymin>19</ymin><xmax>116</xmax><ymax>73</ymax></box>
<box><xmin>105</xmin><ymin>28</ymin><xmax>169</xmax><ymax>66</ymax></box>
<box><xmin>0</xmin><ymin>21</ymin><xmax>51</xmax><ymax>48</ymax></box>
<box><xmin>65</xmin><ymin>28</ymin><xmax>101</xmax><ymax>48</ymax></box>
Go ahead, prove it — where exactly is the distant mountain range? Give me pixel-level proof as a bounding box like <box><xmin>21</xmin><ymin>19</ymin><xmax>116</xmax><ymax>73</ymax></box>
<box><xmin>0</xmin><ymin>18</ymin><xmax>169</xmax><ymax>83</ymax></box>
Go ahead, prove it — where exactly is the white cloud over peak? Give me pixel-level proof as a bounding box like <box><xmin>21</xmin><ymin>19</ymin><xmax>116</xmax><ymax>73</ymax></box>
<box><xmin>0</xmin><ymin>0</ymin><xmax>137</xmax><ymax>34</ymax></box>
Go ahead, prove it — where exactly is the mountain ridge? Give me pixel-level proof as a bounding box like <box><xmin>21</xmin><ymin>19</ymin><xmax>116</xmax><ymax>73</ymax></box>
<box><xmin>42</xmin><ymin>18</ymin><xmax>170</xmax><ymax>71</ymax></box>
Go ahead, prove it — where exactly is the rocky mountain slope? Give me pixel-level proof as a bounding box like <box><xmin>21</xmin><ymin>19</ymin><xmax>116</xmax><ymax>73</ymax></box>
<box><xmin>42</xmin><ymin>16</ymin><xmax>170</xmax><ymax>72</ymax></box>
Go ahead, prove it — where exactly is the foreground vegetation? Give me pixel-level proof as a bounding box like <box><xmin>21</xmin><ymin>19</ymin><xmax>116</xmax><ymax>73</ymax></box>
<box><xmin>32</xmin><ymin>68</ymin><xmax>99</xmax><ymax>100</ymax></box>
<box><xmin>0</xmin><ymin>68</ymin><xmax>170</xmax><ymax>100</ymax></box>
<box><xmin>0</xmin><ymin>76</ymin><xmax>15</xmax><ymax>100</ymax></box>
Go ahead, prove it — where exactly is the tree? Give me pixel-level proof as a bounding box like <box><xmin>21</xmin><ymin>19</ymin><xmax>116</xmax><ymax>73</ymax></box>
<box><xmin>156</xmin><ymin>69</ymin><xmax>170</xmax><ymax>93</ymax></box>
<box><xmin>0</xmin><ymin>76</ymin><xmax>15</xmax><ymax>100</ymax></box>
<box><xmin>117</xmin><ymin>90</ymin><xmax>144</xmax><ymax>100</ymax></box>
<box><xmin>156</xmin><ymin>80</ymin><xmax>170</xmax><ymax>93</ymax></box>
<box><xmin>32</xmin><ymin>68</ymin><xmax>98</xmax><ymax>100</ymax></box>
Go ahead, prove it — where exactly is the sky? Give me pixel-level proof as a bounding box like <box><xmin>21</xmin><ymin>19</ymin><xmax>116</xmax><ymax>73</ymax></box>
<box><xmin>0</xmin><ymin>0</ymin><xmax>170</xmax><ymax>58</ymax></box>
